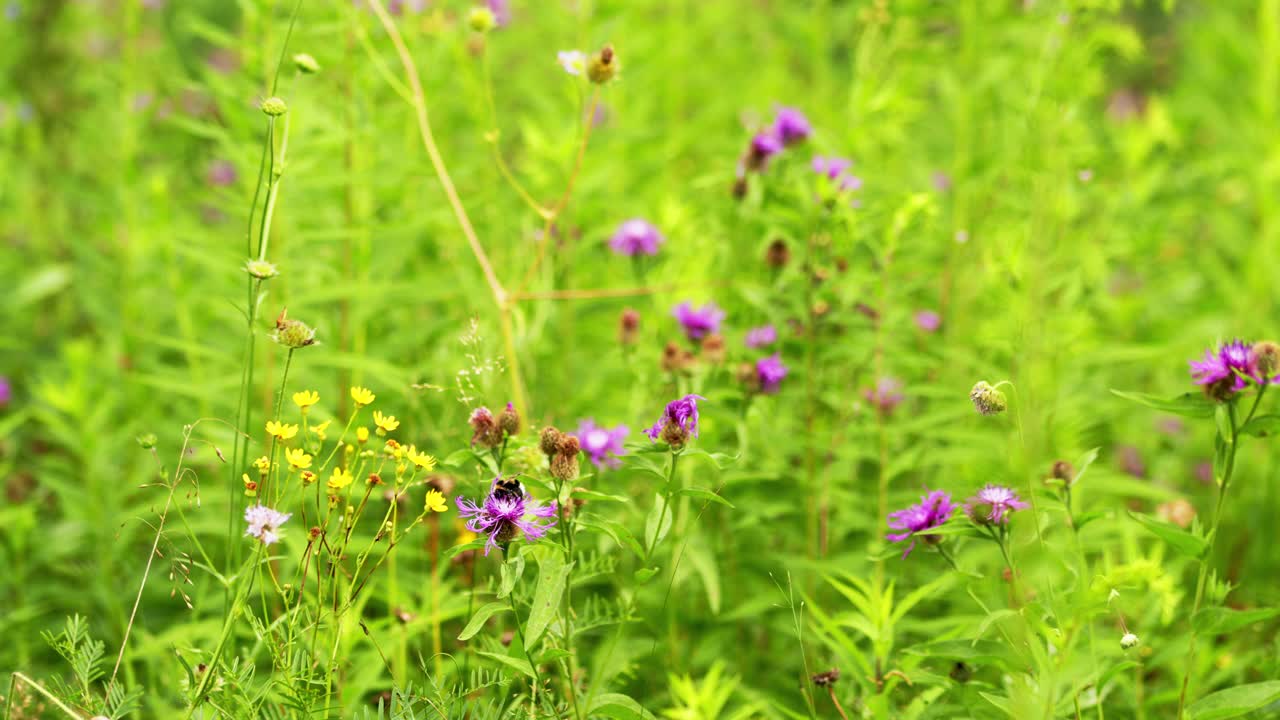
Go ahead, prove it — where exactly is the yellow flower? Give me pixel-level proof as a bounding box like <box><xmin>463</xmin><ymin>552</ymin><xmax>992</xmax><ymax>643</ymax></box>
<box><xmin>252</xmin><ymin>455</ymin><xmax>271</xmax><ymax>474</ymax></box>
<box><xmin>425</xmin><ymin>489</ymin><xmax>448</xmax><ymax>513</ymax></box>
<box><xmin>455</xmin><ymin>518</ymin><xmax>478</xmax><ymax>546</ymax></box>
<box><xmin>356</xmin><ymin>426</ymin><xmax>370</xmax><ymax>444</ymax></box>
<box><xmin>327</xmin><ymin>467</ymin><xmax>353</xmax><ymax>493</ymax></box>
<box><xmin>300</xmin><ymin>470</ymin><xmax>317</xmax><ymax>486</ymax></box>
<box><xmin>285</xmin><ymin>447</ymin><xmax>312</xmax><ymax>470</ymax></box>
<box><xmin>350</xmin><ymin>386</ymin><xmax>376</xmax><ymax>408</ymax></box>
<box><xmin>311</xmin><ymin>419</ymin><xmax>332</xmax><ymax>441</ymax></box>
<box><xmin>407</xmin><ymin>446</ymin><xmax>437</xmax><ymax>471</ymax></box>
<box><xmin>293</xmin><ymin>390</ymin><xmax>320</xmax><ymax>413</ymax></box>
<box><xmin>242</xmin><ymin>473</ymin><xmax>258</xmax><ymax>498</ymax></box>
<box><xmin>266</xmin><ymin>420</ymin><xmax>298</xmax><ymax>440</ymax></box>
<box><xmin>373</xmin><ymin>411</ymin><xmax>400</xmax><ymax>435</ymax></box>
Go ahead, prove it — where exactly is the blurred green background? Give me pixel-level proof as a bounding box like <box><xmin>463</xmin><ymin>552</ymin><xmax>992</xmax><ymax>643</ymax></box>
<box><xmin>3</xmin><ymin>0</ymin><xmax>1279</xmax><ymax>715</ymax></box>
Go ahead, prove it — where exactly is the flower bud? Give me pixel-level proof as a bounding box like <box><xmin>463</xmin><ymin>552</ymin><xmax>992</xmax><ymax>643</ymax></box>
<box><xmin>619</xmin><ymin>308</ymin><xmax>640</xmax><ymax>345</ymax></box>
<box><xmin>1251</xmin><ymin>340</ymin><xmax>1280</xmax><ymax>378</ymax></box>
<box><xmin>587</xmin><ymin>45</ymin><xmax>618</xmax><ymax>84</ymax></box>
<box><xmin>969</xmin><ymin>381</ymin><xmax>1007</xmax><ymax>416</ymax></box>
<box><xmin>539</xmin><ymin>426</ymin><xmax>564</xmax><ymax>456</ymax></box>
<box><xmin>136</xmin><ymin>433</ymin><xmax>158</xmax><ymax>449</ymax></box>
<box><xmin>272</xmin><ymin>309</ymin><xmax>317</xmax><ymax>349</ymax></box>
<box><xmin>292</xmin><ymin>53</ymin><xmax>320</xmax><ymax>75</ymax></box>
<box><xmin>766</xmin><ymin>239</ymin><xmax>790</xmax><ymax>268</ymax></box>
<box><xmin>469</xmin><ymin>407</ymin><xmax>502</xmax><ymax>448</ymax></box>
<box><xmin>550</xmin><ymin>435</ymin><xmax>581</xmax><ymax>482</ymax></box>
<box><xmin>260</xmin><ymin>96</ymin><xmax>288</xmax><ymax>117</ymax></box>
<box><xmin>245</xmin><ymin>258</ymin><xmax>279</xmax><ymax>280</ymax></box>
<box><xmin>700</xmin><ymin>333</ymin><xmax>726</xmax><ymax>365</ymax></box>
<box><xmin>1120</xmin><ymin>633</ymin><xmax>1140</xmax><ymax>650</ymax></box>
<box><xmin>498</xmin><ymin>402</ymin><xmax>521</xmax><ymax>436</ymax></box>
<box><xmin>659</xmin><ymin>420</ymin><xmax>690</xmax><ymax>448</ymax></box>
<box><xmin>467</xmin><ymin>6</ymin><xmax>497</xmax><ymax>32</ymax></box>
<box><xmin>1051</xmin><ymin>460</ymin><xmax>1075</xmax><ymax>485</ymax></box>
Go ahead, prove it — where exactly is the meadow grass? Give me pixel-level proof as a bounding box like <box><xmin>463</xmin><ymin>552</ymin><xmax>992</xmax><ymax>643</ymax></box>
<box><xmin>2</xmin><ymin>0</ymin><xmax>1280</xmax><ymax>718</ymax></box>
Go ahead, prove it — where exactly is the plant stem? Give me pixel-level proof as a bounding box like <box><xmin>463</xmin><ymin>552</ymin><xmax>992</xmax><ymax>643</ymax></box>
<box><xmin>1177</xmin><ymin>401</ymin><xmax>1240</xmax><ymax>718</ymax></box>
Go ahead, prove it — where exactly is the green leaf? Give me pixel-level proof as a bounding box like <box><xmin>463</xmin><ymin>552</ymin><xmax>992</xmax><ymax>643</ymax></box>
<box><xmin>576</xmin><ymin>516</ymin><xmax>645</xmax><ymax>559</ymax></box>
<box><xmin>589</xmin><ymin>693</ymin><xmax>658</xmax><ymax>720</ymax></box>
<box><xmin>457</xmin><ymin>602</ymin><xmax>508</xmax><ymax>641</ymax></box>
<box><xmin>476</xmin><ymin>651</ymin><xmax>536</xmax><ymax>680</ymax></box>
<box><xmin>1128</xmin><ymin>512</ymin><xmax>1209</xmax><ymax>559</ymax></box>
<box><xmin>904</xmin><ymin>639</ymin><xmax>1014</xmax><ymax>668</ymax></box>
<box><xmin>441</xmin><ymin>448</ymin><xmax>478</xmax><ymax>468</ymax></box>
<box><xmin>498</xmin><ymin>555</ymin><xmax>525</xmax><ymax>599</ymax></box>
<box><xmin>1239</xmin><ymin>414</ymin><xmax>1280</xmax><ymax>437</ymax></box>
<box><xmin>1111</xmin><ymin>390</ymin><xmax>1215</xmax><ymax>418</ymax></box>
<box><xmin>1072</xmin><ymin>447</ymin><xmax>1101</xmax><ymax>486</ymax></box>
<box><xmin>634</xmin><ymin>567</ymin><xmax>659</xmax><ymax>584</ymax></box>
<box><xmin>681</xmin><ymin>448</ymin><xmax>740</xmax><ymax>469</ymax></box>
<box><xmin>1187</xmin><ymin>681</ymin><xmax>1280</xmax><ymax>720</ymax></box>
<box><xmin>443</xmin><ymin>539</ymin><xmax>486</xmax><ymax>560</ymax></box>
<box><xmin>1193</xmin><ymin>606</ymin><xmax>1280</xmax><ymax>634</ymax></box>
<box><xmin>676</xmin><ymin>486</ymin><xmax>733</xmax><ymax>508</ymax></box>
<box><xmin>524</xmin><ymin>554</ymin><xmax>572</xmax><ymax>651</ymax></box>
<box><xmin>570</xmin><ymin>488</ymin><xmax>630</xmax><ymax>504</ymax></box>
<box><xmin>644</xmin><ymin>493</ymin><xmax>673</xmax><ymax>551</ymax></box>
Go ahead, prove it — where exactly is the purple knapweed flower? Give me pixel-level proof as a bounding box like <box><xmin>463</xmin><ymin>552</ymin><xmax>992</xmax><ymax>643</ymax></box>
<box><xmin>673</xmin><ymin>301</ymin><xmax>725</xmax><ymax>341</ymax></box>
<box><xmin>1117</xmin><ymin>445</ymin><xmax>1146</xmax><ymax>478</ymax></box>
<box><xmin>887</xmin><ymin>489</ymin><xmax>955</xmax><ymax>559</ymax></box>
<box><xmin>575</xmin><ymin>419</ymin><xmax>628</xmax><ymax>469</ymax></box>
<box><xmin>772</xmin><ymin>106</ymin><xmax>811</xmax><ymax>145</ymax></box>
<box><xmin>487</xmin><ymin>0</ymin><xmax>510</xmax><ymax>25</ymax></box>
<box><xmin>1190</xmin><ymin>340</ymin><xmax>1268</xmax><ymax>397</ymax></box>
<box><xmin>455</xmin><ymin>477</ymin><xmax>557</xmax><ymax>555</ymax></box>
<box><xmin>0</xmin><ymin>376</ymin><xmax>10</xmax><ymax>406</ymax></box>
<box><xmin>207</xmin><ymin>160</ymin><xmax>237</xmax><ymax>188</ymax></box>
<box><xmin>245</xmin><ymin>505</ymin><xmax>292</xmax><ymax>546</ymax></box>
<box><xmin>964</xmin><ymin>484</ymin><xmax>1029</xmax><ymax>525</ymax></box>
<box><xmin>864</xmin><ymin>377</ymin><xmax>904</xmax><ymax>415</ymax></box>
<box><xmin>745</xmin><ymin>131</ymin><xmax>783</xmax><ymax>171</ymax></box>
<box><xmin>644</xmin><ymin>394</ymin><xmax>706</xmax><ymax>445</ymax></box>
<box><xmin>914</xmin><ymin>310</ymin><xmax>941</xmax><ymax>333</ymax></box>
<box><xmin>812</xmin><ymin>155</ymin><xmax>862</xmax><ymax>193</ymax></box>
<box><xmin>745</xmin><ymin>324</ymin><xmax>777</xmax><ymax>349</ymax></box>
<box><xmin>609</xmin><ymin>219</ymin><xmax>664</xmax><ymax>256</ymax></box>
<box><xmin>557</xmin><ymin>50</ymin><xmax>586</xmax><ymax>76</ymax></box>
<box><xmin>756</xmin><ymin>353</ymin><xmax>788</xmax><ymax>394</ymax></box>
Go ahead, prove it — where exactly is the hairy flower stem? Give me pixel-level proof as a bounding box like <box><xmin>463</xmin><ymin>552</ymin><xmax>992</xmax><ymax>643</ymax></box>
<box><xmin>505</xmin><ymin>556</ymin><xmax>543</xmax><ymax>703</ymax></box>
<box><xmin>1177</xmin><ymin>401</ymin><xmax>1240</xmax><ymax>718</ymax></box>
<box><xmin>553</xmin><ymin>477</ymin><xmax>584</xmax><ymax>720</ymax></box>
<box><xmin>643</xmin><ymin>451</ymin><xmax>681</xmax><ymax>562</ymax></box>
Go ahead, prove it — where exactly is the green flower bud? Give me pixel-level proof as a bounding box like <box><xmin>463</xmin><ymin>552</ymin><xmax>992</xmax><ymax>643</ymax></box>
<box><xmin>587</xmin><ymin>45</ymin><xmax>618</xmax><ymax>85</ymax></box>
<box><xmin>245</xmin><ymin>258</ymin><xmax>279</xmax><ymax>280</ymax></box>
<box><xmin>969</xmin><ymin>381</ymin><xmax>1007</xmax><ymax>416</ymax></box>
<box><xmin>292</xmin><ymin>53</ymin><xmax>320</xmax><ymax>75</ymax></box>
<box><xmin>260</xmin><ymin>96</ymin><xmax>288</xmax><ymax>117</ymax></box>
<box><xmin>272</xmin><ymin>318</ymin><xmax>317</xmax><ymax>349</ymax></box>
<box><xmin>1120</xmin><ymin>633</ymin><xmax>1139</xmax><ymax>650</ymax></box>
<box><xmin>467</xmin><ymin>7</ymin><xmax>496</xmax><ymax>33</ymax></box>
<box><xmin>136</xmin><ymin>433</ymin><xmax>158</xmax><ymax>449</ymax></box>
<box><xmin>1252</xmin><ymin>340</ymin><xmax>1280</xmax><ymax>378</ymax></box>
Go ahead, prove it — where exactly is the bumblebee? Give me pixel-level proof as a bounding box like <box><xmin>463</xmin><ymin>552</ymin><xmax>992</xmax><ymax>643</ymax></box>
<box><xmin>491</xmin><ymin>476</ymin><xmax>526</xmax><ymax>502</ymax></box>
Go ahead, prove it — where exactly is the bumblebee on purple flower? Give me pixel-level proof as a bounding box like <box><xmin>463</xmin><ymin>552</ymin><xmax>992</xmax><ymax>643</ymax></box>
<box><xmin>455</xmin><ymin>476</ymin><xmax>557</xmax><ymax>556</ymax></box>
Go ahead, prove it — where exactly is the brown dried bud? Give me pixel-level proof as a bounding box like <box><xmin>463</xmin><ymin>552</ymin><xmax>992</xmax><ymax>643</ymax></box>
<box><xmin>732</xmin><ymin>175</ymin><xmax>749</xmax><ymax>199</ymax></box>
<box><xmin>539</xmin><ymin>426</ymin><xmax>564</xmax><ymax>456</ymax></box>
<box><xmin>469</xmin><ymin>407</ymin><xmax>503</xmax><ymax>448</ymax></box>
<box><xmin>587</xmin><ymin>45</ymin><xmax>618</xmax><ymax>84</ymax></box>
<box><xmin>736</xmin><ymin>362</ymin><xmax>761</xmax><ymax>393</ymax></box>
<box><xmin>367</xmin><ymin>473</ymin><xmax>384</xmax><ymax>486</ymax></box>
<box><xmin>498</xmin><ymin>402</ymin><xmax>521</xmax><ymax>437</ymax></box>
<box><xmin>427</xmin><ymin>474</ymin><xmax>455</xmax><ymax>494</ymax></box>
<box><xmin>550</xmin><ymin>435</ymin><xmax>581</xmax><ymax>482</ymax></box>
<box><xmin>812</xmin><ymin>668</ymin><xmax>840</xmax><ymax>687</ymax></box>
<box><xmin>619</xmin><ymin>308</ymin><xmax>640</xmax><ymax>345</ymax></box>
<box><xmin>765</xmin><ymin>239</ymin><xmax>790</xmax><ymax>268</ymax></box>
<box><xmin>700</xmin><ymin>333</ymin><xmax>726</xmax><ymax>365</ymax></box>
<box><xmin>1051</xmin><ymin>460</ymin><xmax>1075</xmax><ymax>485</ymax></box>
<box><xmin>1252</xmin><ymin>340</ymin><xmax>1280</xmax><ymax>378</ymax></box>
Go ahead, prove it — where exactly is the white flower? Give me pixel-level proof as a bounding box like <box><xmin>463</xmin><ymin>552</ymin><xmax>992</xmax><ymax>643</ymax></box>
<box><xmin>244</xmin><ymin>505</ymin><xmax>292</xmax><ymax>545</ymax></box>
<box><xmin>557</xmin><ymin>50</ymin><xmax>586</xmax><ymax>76</ymax></box>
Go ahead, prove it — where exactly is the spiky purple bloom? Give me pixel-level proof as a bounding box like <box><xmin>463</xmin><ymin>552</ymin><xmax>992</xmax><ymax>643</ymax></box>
<box><xmin>756</xmin><ymin>353</ymin><xmax>788</xmax><ymax>394</ymax></box>
<box><xmin>964</xmin><ymin>484</ymin><xmax>1029</xmax><ymax>525</ymax></box>
<box><xmin>0</xmin><ymin>376</ymin><xmax>10</xmax><ymax>406</ymax></box>
<box><xmin>745</xmin><ymin>324</ymin><xmax>777</xmax><ymax>349</ymax></box>
<box><xmin>673</xmin><ymin>301</ymin><xmax>725</xmax><ymax>341</ymax></box>
<box><xmin>245</xmin><ymin>505</ymin><xmax>291</xmax><ymax>546</ymax></box>
<box><xmin>886</xmin><ymin>489</ymin><xmax>955</xmax><ymax>558</ymax></box>
<box><xmin>864</xmin><ymin>377</ymin><xmax>904</xmax><ymax>414</ymax></box>
<box><xmin>207</xmin><ymin>160</ymin><xmax>237</xmax><ymax>188</ymax></box>
<box><xmin>772</xmin><ymin>107</ymin><xmax>812</xmax><ymax>145</ymax></box>
<box><xmin>609</xmin><ymin>219</ymin><xmax>664</xmax><ymax>256</ymax></box>
<box><xmin>746</xmin><ymin>131</ymin><xmax>783</xmax><ymax>170</ymax></box>
<box><xmin>575</xmin><ymin>419</ymin><xmax>629</xmax><ymax>468</ymax></box>
<box><xmin>644</xmin><ymin>394</ymin><xmax>706</xmax><ymax>443</ymax></box>
<box><xmin>456</xmin><ymin>477</ymin><xmax>557</xmax><ymax>556</ymax></box>
<box><xmin>487</xmin><ymin>0</ymin><xmax>511</xmax><ymax>26</ymax></box>
<box><xmin>1189</xmin><ymin>340</ymin><xmax>1265</xmax><ymax>394</ymax></box>
<box><xmin>914</xmin><ymin>310</ymin><xmax>941</xmax><ymax>333</ymax></box>
<box><xmin>812</xmin><ymin>155</ymin><xmax>862</xmax><ymax>193</ymax></box>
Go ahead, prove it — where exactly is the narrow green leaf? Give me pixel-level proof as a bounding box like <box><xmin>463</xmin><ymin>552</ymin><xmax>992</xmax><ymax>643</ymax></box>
<box><xmin>1193</xmin><ymin>606</ymin><xmax>1280</xmax><ymax>634</ymax></box>
<box><xmin>476</xmin><ymin>651</ymin><xmax>536</xmax><ymax>680</ymax></box>
<box><xmin>1110</xmin><ymin>390</ymin><xmax>1215</xmax><ymax>418</ymax></box>
<box><xmin>644</xmin><ymin>493</ymin><xmax>673</xmax><ymax>551</ymax></box>
<box><xmin>589</xmin><ymin>693</ymin><xmax>658</xmax><ymax>720</ymax></box>
<box><xmin>1239</xmin><ymin>414</ymin><xmax>1280</xmax><ymax>437</ymax></box>
<box><xmin>676</xmin><ymin>486</ymin><xmax>733</xmax><ymax>508</ymax></box>
<box><xmin>1187</xmin><ymin>680</ymin><xmax>1280</xmax><ymax>720</ymax></box>
<box><xmin>524</xmin><ymin>554</ymin><xmax>572</xmax><ymax>651</ymax></box>
<box><xmin>1128</xmin><ymin>512</ymin><xmax>1209</xmax><ymax>559</ymax></box>
<box><xmin>457</xmin><ymin>601</ymin><xmax>508</xmax><ymax>641</ymax></box>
